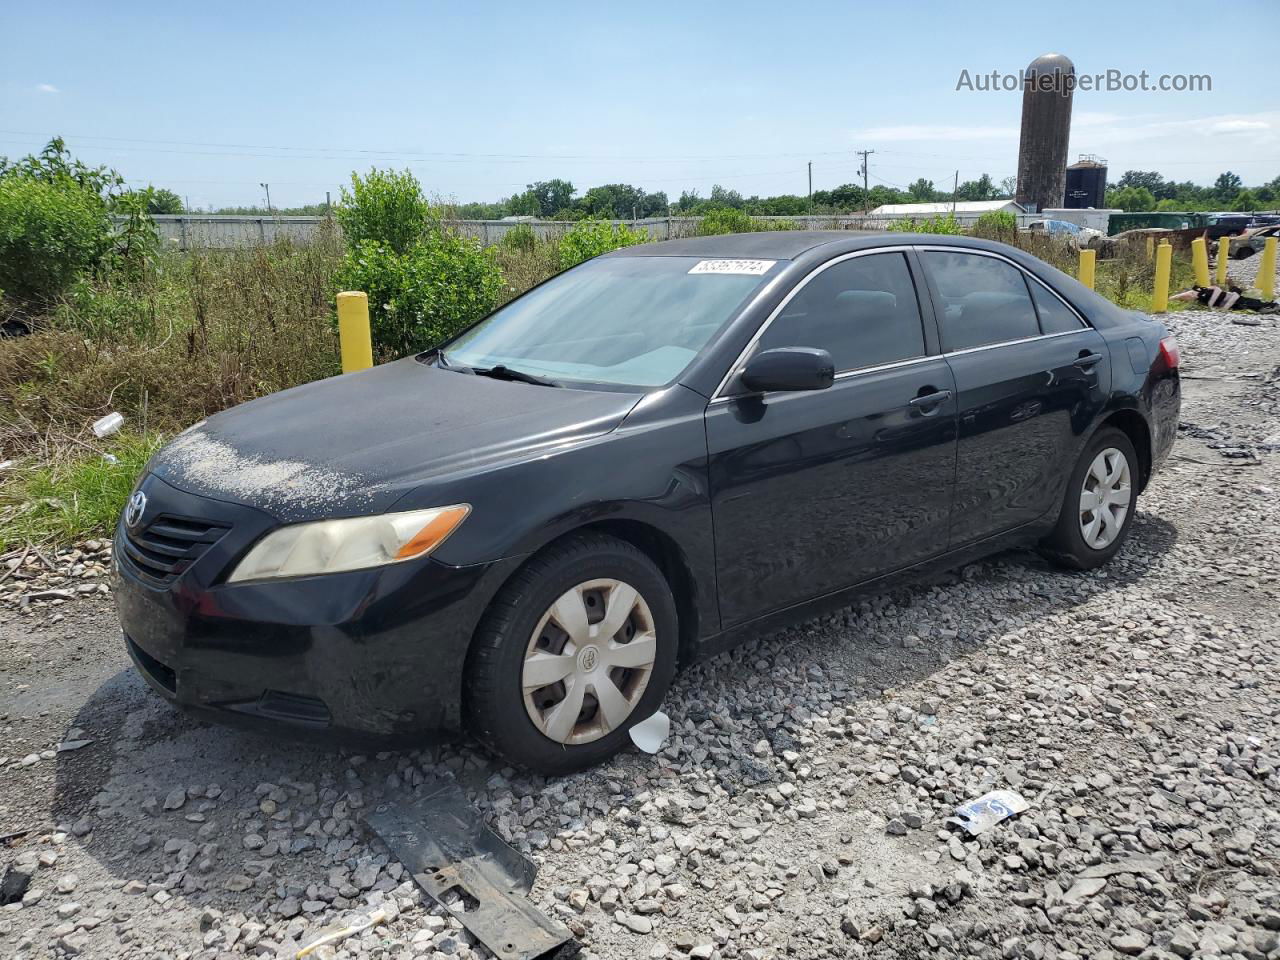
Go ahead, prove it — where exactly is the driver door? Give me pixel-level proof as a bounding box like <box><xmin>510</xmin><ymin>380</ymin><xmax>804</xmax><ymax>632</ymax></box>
<box><xmin>704</xmin><ymin>250</ymin><xmax>958</xmax><ymax>627</ymax></box>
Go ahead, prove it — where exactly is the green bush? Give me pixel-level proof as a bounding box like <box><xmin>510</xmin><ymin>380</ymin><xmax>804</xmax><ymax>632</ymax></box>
<box><xmin>336</xmin><ymin>231</ymin><xmax>502</xmax><ymax>358</ymax></box>
<box><xmin>890</xmin><ymin>214</ymin><xmax>964</xmax><ymax>235</ymax></box>
<box><xmin>698</xmin><ymin>207</ymin><xmax>757</xmax><ymax>235</ymax></box>
<box><xmin>0</xmin><ymin>175</ymin><xmax>112</xmax><ymax>303</ymax></box>
<box><xmin>335</xmin><ymin>168</ymin><xmax>432</xmax><ymax>255</ymax></box>
<box><xmin>970</xmin><ymin>210</ymin><xmax>1018</xmax><ymax>243</ymax></box>
<box><xmin>558</xmin><ymin>218</ymin><xmax>649</xmax><ymax>269</ymax></box>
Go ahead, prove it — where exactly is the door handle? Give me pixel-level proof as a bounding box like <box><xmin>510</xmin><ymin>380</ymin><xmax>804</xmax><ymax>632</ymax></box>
<box><xmin>1073</xmin><ymin>352</ymin><xmax>1104</xmax><ymax>369</ymax></box>
<box><xmin>908</xmin><ymin>389</ymin><xmax>952</xmax><ymax>415</ymax></box>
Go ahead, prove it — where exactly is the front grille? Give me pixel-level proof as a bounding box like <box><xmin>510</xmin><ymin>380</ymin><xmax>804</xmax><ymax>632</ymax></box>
<box><xmin>120</xmin><ymin>514</ymin><xmax>230</xmax><ymax>585</ymax></box>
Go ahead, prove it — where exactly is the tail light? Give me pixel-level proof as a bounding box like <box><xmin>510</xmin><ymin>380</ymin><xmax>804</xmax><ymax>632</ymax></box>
<box><xmin>1154</xmin><ymin>336</ymin><xmax>1180</xmax><ymax>373</ymax></box>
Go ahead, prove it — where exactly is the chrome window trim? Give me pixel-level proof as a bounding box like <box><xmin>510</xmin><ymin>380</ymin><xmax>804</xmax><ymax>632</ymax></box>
<box><xmin>710</xmin><ymin>243</ymin><xmax>1092</xmax><ymax>403</ymax></box>
<box><xmin>709</xmin><ymin>246</ymin><xmax>919</xmax><ymax>400</ymax></box>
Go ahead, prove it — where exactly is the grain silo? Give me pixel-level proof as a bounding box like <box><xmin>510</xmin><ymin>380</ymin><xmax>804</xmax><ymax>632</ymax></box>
<box><xmin>1015</xmin><ymin>53</ymin><xmax>1075</xmax><ymax>214</ymax></box>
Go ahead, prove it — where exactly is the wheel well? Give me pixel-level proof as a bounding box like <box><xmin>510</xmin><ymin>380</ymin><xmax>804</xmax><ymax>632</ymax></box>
<box><xmin>548</xmin><ymin>520</ymin><xmax>701</xmax><ymax>661</ymax></box>
<box><xmin>1100</xmin><ymin>409</ymin><xmax>1152</xmax><ymax>491</ymax></box>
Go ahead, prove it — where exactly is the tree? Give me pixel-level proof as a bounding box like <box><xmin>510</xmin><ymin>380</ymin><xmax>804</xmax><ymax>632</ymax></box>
<box><xmin>998</xmin><ymin>176</ymin><xmax>1017</xmax><ymax>199</ymax></box>
<box><xmin>909</xmin><ymin>178</ymin><xmax>938</xmax><ymax>201</ymax></box>
<box><xmin>708</xmin><ymin>184</ymin><xmax>745</xmax><ymax>209</ymax></box>
<box><xmin>1106</xmin><ymin>186</ymin><xmax>1156</xmax><ymax>212</ymax></box>
<box><xmin>146</xmin><ymin>188</ymin><xmax>184</xmax><ymax>214</ymax></box>
<box><xmin>1231</xmin><ymin>189</ymin><xmax>1258</xmax><ymax>212</ymax></box>
<box><xmin>527</xmin><ymin>179</ymin><xmax>575</xmax><ymax>217</ymax></box>
<box><xmin>676</xmin><ymin>190</ymin><xmax>701</xmax><ymax>212</ymax></box>
<box><xmin>1116</xmin><ymin>170</ymin><xmax>1169</xmax><ymax>198</ymax></box>
<box><xmin>1213</xmin><ymin>171</ymin><xmax>1243</xmax><ymax>202</ymax></box>
<box><xmin>577</xmin><ymin>183</ymin><xmax>646</xmax><ymax>218</ymax></box>
<box><xmin>505</xmin><ymin>189</ymin><xmax>541</xmax><ymax>217</ymax></box>
<box><xmin>955</xmin><ymin>174</ymin><xmax>996</xmax><ymax>201</ymax></box>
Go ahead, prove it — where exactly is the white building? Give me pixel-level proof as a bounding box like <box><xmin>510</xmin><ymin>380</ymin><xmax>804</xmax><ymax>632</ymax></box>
<box><xmin>869</xmin><ymin>199</ymin><xmax>1027</xmax><ymax>218</ymax></box>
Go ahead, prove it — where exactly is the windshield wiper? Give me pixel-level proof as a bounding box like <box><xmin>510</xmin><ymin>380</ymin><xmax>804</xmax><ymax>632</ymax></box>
<box><xmin>472</xmin><ymin>364</ymin><xmax>561</xmax><ymax>387</ymax></box>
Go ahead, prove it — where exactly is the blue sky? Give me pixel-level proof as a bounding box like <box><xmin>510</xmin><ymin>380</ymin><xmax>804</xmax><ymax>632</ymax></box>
<box><xmin>3</xmin><ymin>0</ymin><xmax>1276</xmax><ymax>209</ymax></box>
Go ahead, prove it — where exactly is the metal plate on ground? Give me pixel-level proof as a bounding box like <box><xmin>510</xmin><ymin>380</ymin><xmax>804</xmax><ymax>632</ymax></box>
<box><xmin>365</xmin><ymin>779</ymin><xmax>575</xmax><ymax>960</ymax></box>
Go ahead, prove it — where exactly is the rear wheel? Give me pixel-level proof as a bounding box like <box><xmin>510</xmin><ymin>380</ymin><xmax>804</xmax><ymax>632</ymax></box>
<box><xmin>464</xmin><ymin>533</ymin><xmax>678</xmax><ymax>775</ymax></box>
<box><xmin>1040</xmin><ymin>427</ymin><xmax>1138</xmax><ymax>570</ymax></box>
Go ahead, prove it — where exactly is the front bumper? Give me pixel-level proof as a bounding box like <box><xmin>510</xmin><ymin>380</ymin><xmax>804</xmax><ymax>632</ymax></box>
<box><xmin>113</xmin><ymin>474</ymin><xmax>518</xmax><ymax>740</ymax></box>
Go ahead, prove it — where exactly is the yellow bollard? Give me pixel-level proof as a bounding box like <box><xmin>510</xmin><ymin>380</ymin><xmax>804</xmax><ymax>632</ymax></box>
<box><xmin>1191</xmin><ymin>236</ymin><xmax>1210</xmax><ymax>287</ymax></box>
<box><xmin>1259</xmin><ymin>236</ymin><xmax>1277</xmax><ymax>302</ymax></box>
<box><xmin>1216</xmin><ymin>236</ymin><xmax>1230</xmax><ymax>287</ymax></box>
<box><xmin>336</xmin><ymin>291</ymin><xmax>374</xmax><ymax>373</ymax></box>
<box><xmin>1078</xmin><ymin>248</ymin><xmax>1096</xmax><ymax>290</ymax></box>
<box><xmin>1152</xmin><ymin>242</ymin><xmax>1172</xmax><ymax>313</ymax></box>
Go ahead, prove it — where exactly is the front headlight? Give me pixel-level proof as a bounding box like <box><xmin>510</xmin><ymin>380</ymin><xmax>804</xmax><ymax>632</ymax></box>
<box><xmin>227</xmin><ymin>504</ymin><xmax>470</xmax><ymax>583</ymax></box>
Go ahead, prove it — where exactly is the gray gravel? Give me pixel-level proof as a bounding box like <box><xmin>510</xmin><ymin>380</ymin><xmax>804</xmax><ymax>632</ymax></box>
<box><xmin>1</xmin><ymin>258</ymin><xmax>1278</xmax><ymax>960</ymax></box>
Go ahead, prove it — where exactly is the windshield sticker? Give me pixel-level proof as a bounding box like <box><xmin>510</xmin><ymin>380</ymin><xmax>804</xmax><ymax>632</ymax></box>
<box><xmin>688</xmin><ymin>259</ymin><xmax>776</xmax><ymax>276</ymax></box>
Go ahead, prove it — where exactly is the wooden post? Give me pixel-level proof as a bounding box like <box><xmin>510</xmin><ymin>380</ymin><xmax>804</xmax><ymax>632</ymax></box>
<box><xmin>1152</xmin><ymin>242</ymin><xmax>1172</xmax><ymax>313</ymax></box>
<box><xmin>336</xmin><ymin>291</ymin><xmax>374</xmax><ymax>373</ymax></box>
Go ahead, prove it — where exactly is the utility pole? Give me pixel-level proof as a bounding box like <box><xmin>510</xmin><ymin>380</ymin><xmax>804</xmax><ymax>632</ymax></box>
<box><xmin>807</xmin><ymin>161</ymin><xmax>813</xmax><ymax>204</ymax></box>
<box><xmin>261</xmin><ymin>182</ymin><xmax>272</xmax><ymax>216</ymax></box>
<box><xmin>325</xmin><ymin>191</ymin><xmax>331</xmax><ymax>213</ymax></box>
<box><xmin>856</xmin><ymin>149</ymin><xmax>874</xmax><ymax>214</ymax></box>
<box><xmin>952</xmin><ymin>170</ymin><xmax>959</xmax><ymax>216</ymax></box>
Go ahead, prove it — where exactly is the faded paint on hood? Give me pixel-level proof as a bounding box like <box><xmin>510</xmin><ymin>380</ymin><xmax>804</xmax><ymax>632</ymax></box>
<box><xmin>148</xmin><ymin>357</ymin><xmax>642</xmax><ymax>522</ymax></box>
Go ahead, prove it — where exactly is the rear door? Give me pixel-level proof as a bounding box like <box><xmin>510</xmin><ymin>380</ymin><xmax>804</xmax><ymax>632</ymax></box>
<box><xmin>917</xmin><ymin>248</ymin><xmax>1111</xmax><ymax>546</ymax></box>
<box><xmin>705</xmin><ymin>250</ymin><xmax>958</xmax><ymax>627</ymax></box>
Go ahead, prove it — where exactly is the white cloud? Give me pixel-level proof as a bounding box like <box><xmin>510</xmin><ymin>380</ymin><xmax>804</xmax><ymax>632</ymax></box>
<box><xmin>1208</xmin><ymin>119</ymin><xmax>1269</xmax><ymax>134</ymax></box>
<box><xmin>36</xmin><ymin>83</ymin><xmax>59</xmax><ymax>94</ymax></box>
<box><xmin>856</xmin><ymin>124</ymin><xmax>1017</xmax><ymax>142</ymax></box>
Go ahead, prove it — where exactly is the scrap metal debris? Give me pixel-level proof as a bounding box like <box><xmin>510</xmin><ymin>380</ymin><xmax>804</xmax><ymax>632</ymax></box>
<box><xmin>92</xmin><ymin>412</ymin><xmax>124</xmax><ymax>438</ymax></box>
<box><xmin>365</xmin><ymin>779</ymin><xmax>577</xmax><ymax>960</ymax></box>
<box><xmin>628</xmin><ymin>709</ymin><xmax>671</xmax><ymax>754</ymax></box>
<box><xmin>947</xmin><ymin>789</ymin><xmax>1029</xmax><ymax>836</ymax></box>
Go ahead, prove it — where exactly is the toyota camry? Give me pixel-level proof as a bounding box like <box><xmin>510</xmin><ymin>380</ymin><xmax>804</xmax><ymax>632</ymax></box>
<box><xmin>113</xmin><ymin>231</ymin><xmax>1180</xmax><ymax>774</ymax></box>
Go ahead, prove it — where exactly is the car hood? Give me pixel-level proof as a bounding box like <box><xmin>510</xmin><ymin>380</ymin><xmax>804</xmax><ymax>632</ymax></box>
<box><xmin>148</xmin><ymin>357</ymin><xmax>642</xmax><ymax>522</ymax></box>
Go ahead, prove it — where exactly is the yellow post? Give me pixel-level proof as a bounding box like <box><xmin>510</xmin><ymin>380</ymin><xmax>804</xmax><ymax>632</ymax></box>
<box><xmin>336</xmin><ymin>291</ymin><xmax>374</xmax><ymax>373</ymax></box>
<box><xmin>1259</xmin><ymin>236</ymin><xmax>1277</xmax><ymax>301</ymax></box>
<box><xmin>1216</xmin><ymin>236</ymin><xmax>1230</xmax><ymax>287</ymax></box>
<box><xmin>1191</xmin><ymin>236</ymin><xmax>1210</xmax><ymax>287</ymax></box>
<box><xmin>1152</xmin><ymin>242</ymin><xmax>1172</xmax><ymax>313</ymax></box>
<box><xmin>1078</xmin><ymin>248</ymin><xmax>1096</xmax><ymax>290</ymax></box>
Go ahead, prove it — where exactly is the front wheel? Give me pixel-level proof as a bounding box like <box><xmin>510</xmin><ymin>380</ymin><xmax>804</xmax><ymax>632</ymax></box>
<box><xmin>1040</xmin><ymin>427</ymin><xmax>1139</xmax><ymax>570</ymax></box>
<box><xmin>464</xmin><ymin>533</ymin><xmax>678</xmax><ymax>775</ymax></box>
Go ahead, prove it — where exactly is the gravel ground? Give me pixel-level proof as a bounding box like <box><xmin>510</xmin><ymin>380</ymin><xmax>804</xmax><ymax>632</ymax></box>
<box><xmin>1</xmin><ymin>257</ymin><xmax>1278</xmax><ymax>960</ymax></box>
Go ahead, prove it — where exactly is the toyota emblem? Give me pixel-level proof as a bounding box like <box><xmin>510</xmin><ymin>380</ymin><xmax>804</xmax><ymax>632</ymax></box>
<box><xmin>125</xmin><ymin>491</ymin><xmax>147</xmax><ymax>528</ymax></box>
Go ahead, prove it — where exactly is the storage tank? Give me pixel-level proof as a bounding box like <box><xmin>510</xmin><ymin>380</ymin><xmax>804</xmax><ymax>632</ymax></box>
<box><xmin>1065</xmin><ymin>155</ymin><xmax>1108</xmax><ymax>209</ymax></box>
<box><xmin>1015</xmin><ymin>53</ymin><xmax>1075</xmax><ymax>214</ymax></box>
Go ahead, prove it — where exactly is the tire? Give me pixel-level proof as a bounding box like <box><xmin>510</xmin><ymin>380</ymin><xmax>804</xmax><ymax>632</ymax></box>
<box><xmin>464</xmin><ymin>532</ymin><xmax>678</xmax><ymax>775</ymax></box>
<box><xmin>1040</xmin><ymin>427</ymin><xmax>1139</xmax><ymax>571</ymax></box>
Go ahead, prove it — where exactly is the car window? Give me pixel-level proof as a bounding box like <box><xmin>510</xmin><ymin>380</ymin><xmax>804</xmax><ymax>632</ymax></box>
<box><xmin>1029</xmin><ymin>280</ymin><xmax>1084</xmax><ymax>334</ymax></box>
<box><xmin>921</xmin><ymin>251</ymin><xmax>1039</xmax><ymax>351</ymax></box>
<box><xmin>756</xmin><ymin>253</ymin><xmax>925</xmax><ymax>372</ymax></box>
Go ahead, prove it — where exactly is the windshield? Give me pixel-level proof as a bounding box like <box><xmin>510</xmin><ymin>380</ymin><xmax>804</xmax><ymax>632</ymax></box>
<box><xmin>443</xmin><ymin>256</ymin><xmax>780</xmax><ymax>388</ymax></box>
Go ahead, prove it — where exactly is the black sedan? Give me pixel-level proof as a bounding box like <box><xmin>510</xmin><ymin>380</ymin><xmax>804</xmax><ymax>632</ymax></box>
<box><xmin>113</xmin><ymin>231</ymin><xmax>1180</xmax><ymax>774</ymax></box>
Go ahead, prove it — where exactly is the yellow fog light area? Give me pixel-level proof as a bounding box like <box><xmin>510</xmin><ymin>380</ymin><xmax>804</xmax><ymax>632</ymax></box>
<box><xmin>227</xmin><ymin>505</ymin><xmax>470</xmax><ymax>583</ymax></box>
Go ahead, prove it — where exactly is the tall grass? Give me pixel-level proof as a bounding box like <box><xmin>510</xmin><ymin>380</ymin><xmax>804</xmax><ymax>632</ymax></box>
<box><xmin>0</xmin><ymin>230</ymin><xmax>344</xmax><ymax>456</ymax></box>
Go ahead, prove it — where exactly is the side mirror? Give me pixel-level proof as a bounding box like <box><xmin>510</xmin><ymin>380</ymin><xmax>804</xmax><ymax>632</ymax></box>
<box><xmin>740</xmin><ymin>347</ymin><xmax>835</xmax><ymax>393</ymax></box>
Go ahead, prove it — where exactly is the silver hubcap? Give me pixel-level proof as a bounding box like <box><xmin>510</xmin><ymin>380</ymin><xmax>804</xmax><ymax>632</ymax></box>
<box><xmin>522</xmin><ymin>578</ymin><xmax>657</xmax><ymax>745</ymax></box>
<box><xmin>1079</xmin><ymin>447</ymin><xmax>1131</xmax><ymax>549</ymax></box>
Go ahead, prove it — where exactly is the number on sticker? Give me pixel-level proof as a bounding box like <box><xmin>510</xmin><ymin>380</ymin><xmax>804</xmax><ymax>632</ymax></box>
<box><xmin>688</xmin><ymin>259</ymin><xmax>776</xmax><ymax>276</ymax></box>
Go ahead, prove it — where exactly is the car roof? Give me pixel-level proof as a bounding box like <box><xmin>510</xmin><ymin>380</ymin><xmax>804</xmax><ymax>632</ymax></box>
<box><xmin>604</xmin><ymin>230</ymin><xmax>1004</xmax><ymax>260</ymax></box>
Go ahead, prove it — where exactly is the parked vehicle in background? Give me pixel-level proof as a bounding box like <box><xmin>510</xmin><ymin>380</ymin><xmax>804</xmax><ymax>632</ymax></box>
<box><xmin>1230</xmin><ymin>224</ymin><xmax>1280</xmax><ymax>260</ymax></box>
<box><xmin>113</xmin><ymin>231</ymin><xmax>1181</xmax><ymax>774</ymax></box>
<box><xmin>1203</xmin><ymin>214</ymin><xmax>1252</xmax><ymax>240</ymax></box>
<box><xmin>1026</xmin><ymin>219</ymin><xmax>1104</xmax><ymax>249</ymax></box>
